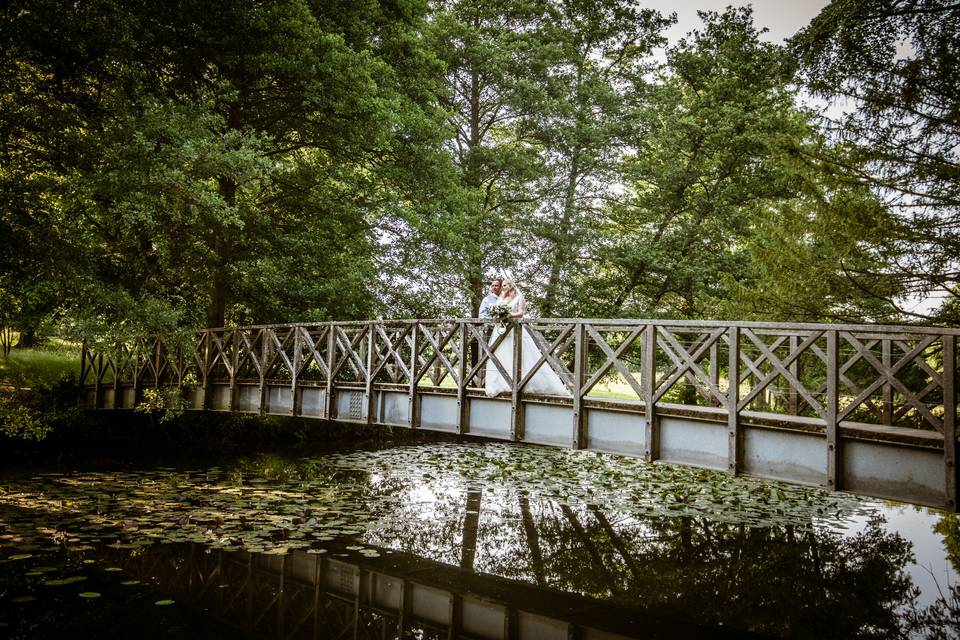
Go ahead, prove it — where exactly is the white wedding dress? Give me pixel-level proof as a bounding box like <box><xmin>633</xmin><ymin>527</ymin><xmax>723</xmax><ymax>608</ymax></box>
<box><xmin>484</xmin><ymin>294</ymin><xmax>570</xmax><ymax>397</ymax></box>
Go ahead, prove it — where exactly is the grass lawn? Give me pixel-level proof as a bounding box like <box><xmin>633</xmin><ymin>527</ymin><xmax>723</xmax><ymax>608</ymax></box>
<box><xmin>0</xmin><ymin>339</ymin><xmax>82</xmax><ymax>390</ymax></box>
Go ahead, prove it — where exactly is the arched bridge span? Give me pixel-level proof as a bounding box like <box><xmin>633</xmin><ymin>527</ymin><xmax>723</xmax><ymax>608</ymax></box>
<box><xmin>80</xmin><ymin>318</ymin><xmax>960</xmax><ymax>510</ymax></box>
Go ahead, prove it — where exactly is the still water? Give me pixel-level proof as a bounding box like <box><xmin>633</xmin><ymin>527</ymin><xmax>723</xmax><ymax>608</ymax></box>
<box><xmin>0</xmin><ymin>440</ymin><xmax>956</xmax><ymax>639</ymax></box>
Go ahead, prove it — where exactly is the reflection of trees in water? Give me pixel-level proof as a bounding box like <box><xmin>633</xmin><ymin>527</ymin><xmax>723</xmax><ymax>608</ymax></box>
<box><xmin>361</xmin><ymin>483</ymin><xmax>923</xmax><ymax>638</ymax></box>
<box><xmin>904</xmin><ymin>514</ymin><xmax>960</xmax><ymax>639</ymax></box>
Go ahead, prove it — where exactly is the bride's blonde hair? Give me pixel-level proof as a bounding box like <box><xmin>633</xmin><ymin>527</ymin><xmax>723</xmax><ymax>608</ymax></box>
<box><xmin>501</xmin><ymin>278</ymin><xmax>517</xmax><ymax>295</ymax></box>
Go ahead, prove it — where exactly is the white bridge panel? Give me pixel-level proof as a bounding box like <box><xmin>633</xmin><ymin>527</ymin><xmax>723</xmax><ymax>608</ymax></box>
<box><xmin>523</xmin><ymin>403</ymin><xmax>573</xmax><ymax>446</ymax></box>
<box><xmin>420</xmin><ymin>395</ymin><xmax>458</xmax><ymax>432</ymax></box>
<box><xmin>586</xmin><ymin>409</ymin><xmax>645</xmax><ymax>456</ymax></box>
<box><xmin>469</xmin><ymin>399</ymin><xmax>512</xmax><ymax>439</ymax></box>
<box><xmin>462</xmin><ymin>596</ymin><xmax>506</xmax><ymax>639</ymax></box>
<box><xmin>659</xmin><ymin>416</ymin><xmax>727</xmax><ymax>470</ymax></box>
<box><xmin>380</xmin><ymin>391</ymin><xmax>410</xmax><ymax>426</ymax></box>
<box><xmin>743</xmin><ymin>427</ymin><xmax>825</xmax><ymax>485</ymax></box>
<box><xmin>235</xmin><ymin>384</ymin><xmax>260</xmax><ymax>412</ymax></box>
<box><xmin>299</xmin><ymin>387</ymin><xmax>326</xmax><ymax>418</ymax></box>
<box><xmin>209</xmin><ymin>384</ymin><xmax>231</xmax><ymax>411</ymax></box>
<box><xmin>842</xmin><ymin>439</ymin><xmax>944</xmax><ymax>506</ymax></box>
<box><xmin>267</xmin><ymin>385</ymin><xmax>293</xmax><ymax>414</ymax></box>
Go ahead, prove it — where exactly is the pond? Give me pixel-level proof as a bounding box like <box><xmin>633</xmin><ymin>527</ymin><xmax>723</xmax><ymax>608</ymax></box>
<box><xmin>0</xmin><ymin>438</ymin><xmax>956</xmax><ymax>639</ymax></box>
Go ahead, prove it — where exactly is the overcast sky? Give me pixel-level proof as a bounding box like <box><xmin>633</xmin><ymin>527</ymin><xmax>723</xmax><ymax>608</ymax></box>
<box><xmin>647</xmin><ymin>0</ymin><xmax>831</xmax><ymax>44</ymax></box>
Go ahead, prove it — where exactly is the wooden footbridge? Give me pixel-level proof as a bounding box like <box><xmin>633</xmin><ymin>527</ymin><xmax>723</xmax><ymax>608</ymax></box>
<box><xmin>80</xmin><ymin>318</ymin><xmax>959</xmax><ymax>510</ymax></box>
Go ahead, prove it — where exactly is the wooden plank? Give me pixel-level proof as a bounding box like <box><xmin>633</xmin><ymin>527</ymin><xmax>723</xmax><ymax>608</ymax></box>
<box><xmin>457</xmin><ymin>322</ymin><xmax>468</xmax><ymax>434</ymax></box>
<box><xmin>643</xmin><ymin>325</ymin><xmax>657</xmax><ymax>462</ymax></box>
<box><xmin>944</xmin><ymin>335</ymin><xmax>957</xmax><ymax>511</ymax></box>
<box><xmin>511</xmin><ymin>323</ymin><xmax>524</xmax><ymax>441</ymax></box>
<box><xmin>366</xmin><ymin>324</ymin><xmax>376</xmax><ymax>426</ymax></box>
<box><xmin>728</xmin><ymin>326</ymin><xmax>740</xmax><ymax>475</ymax></box>
<box><xmin>826</xmin><ymin>330</ymin><xmax>839</xmax><ymax>490</ymax></box>
<box><xmin>259</xmin><ymin>329</ymin><xmax>269</xmax><ymax>414</ymax></box>
<box><xmin>572</xmin><ymin>323</ymin><xmax>587</xmax><ymax>449</ymax></box>
<box><xmin>409</xmin><ymin>325</ymin><xmax>419</xmax><ymax>429</ymax></box>
<box><xmin>325</xmin><ymin>325</ymin><xmax>335</xmax><ymax>420</ymax></box>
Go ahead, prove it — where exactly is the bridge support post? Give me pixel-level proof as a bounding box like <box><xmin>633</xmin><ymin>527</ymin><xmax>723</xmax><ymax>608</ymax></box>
<box><xmin>572</xmin><ymin>323</ymin><xmax>587</xmax><ymax>449</ymax></box>
<box><xmin>365</xmin><ymin>323</ymin><xmax>376</xmax><ymax>426</ymax></box>
<box><xmin>511</xmin><ymin>322</ymin><xmax>524</xmax><ymax>442</ymax></box>
<box><xmin>826</xmin><ymin>330</ymin><xmax>840</xmax><ymax>490</ymax></box>
<box><xmin>728</xmin><ymin>326</ymin><xmax>740</xmax><ymax>474</ymax></box>
<box><xmin>291</xmin><ymin>328</ymin><xmax>301</xmax><ymax>417</ymax></box>
<box><xmin>229</xmin><ymin>329</ymin><xmax>239</xmax><ymax>412</ymax></box>
<box><xmin>201</xmin><ymin>332</ymin><xmax>212</xmax><ymax>411</ymax></box>
<box><xmin>409</xmin><ymin>323</ymin><xmax>419</xmax><ymax>429</ymax></box>
<box><xmin>943</xmin><ymin>335</ymin><xmax>956</xmax><ymax>511</ymax></box>
<box><xmin>643</xmin><ymin>325</ymin><xmax>657</xmax><ymax>462</ymax></box>
<box><xmin>259</xmin><ymin>328</ymin><xmax>269</xmax><ymax>415</ymax></box>
<box><xmin>325</xmin><ymin>325</ymin><xmax>335</xmax><ymax>421</ymax></box>
<box><xmin>457</xmin><ymin>322</ymin><xmax>468</xmax><ymax>435</ymax></box>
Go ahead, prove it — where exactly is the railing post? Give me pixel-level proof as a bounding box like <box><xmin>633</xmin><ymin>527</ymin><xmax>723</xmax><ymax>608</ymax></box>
<box><xmin>643</xmin><ymin>324</ymin><xmax>657</xmax><ymax>462</ymax></box>
<box><xmin>510</xmin><ymin>321</ymin><xmax>524</xmax><ymax>442</ymax></box>
<box><xmin>943</xmin><ymin>334</ymin><xmax>956</xmax><ymax>511</ymax></box>
<box><xmin>201</xmin><ymin>332</ymin><xmax>212</xmax><ymax>411</ymax></box>
<box><xmin>259</xmin><ymin>329</ymin><xmax>269</xmax><ymax>415</ymax></box>
<box><xmin>788</xmin><ymin>335</ymin><xmax>799</xmax><ymax>415</ymax></box>
<box><xmin>709</xmin><ymin>340</ymin><xmax>720</xmax><ymax>407</ymax></box>
<box><xmin>826</xmin><ymin>330</ymin><xmax>840</xmax><ymax>490</ymax></box>
<box><xmin>131</xmin><ymin>342</ymin><xmax>142</xmax><ymax>410</ymax></box>
<box><xmin>572</xmin><ymin>322</ymin><xmax>587</xmax><ymax>449</ymax></box>
<box><xmin>291</xmin><ymin>327</ymin><xmax>302</xmax><ymax>417</ymax></box>
<box><xmin>325</xmin><ymin>323</ymin><xmax>336</xmax><ymax>420</ymax></box>
<box><xmin>882</xmin><ymin>338</ymin><xmax>893</xmax><ymax>425</ymax></box>
<box><xmin>111</xmin><ymin>343</ymin><xmax>121</xmax><ymax>410</ymax></box>
<box><xmin>457</xmin><ymin>321</ymin><xmax>468</xmax><ymax>435</ymax></box>
<box><xmin>409</xmin><ymin>323</ymin><xmax>419</xmax><ymax>429</ymax></box>
<box><xmin>228</xmin><ymin>330</ymin><xmax>239</xmax><ymax>412</ymax></box>
<box><xmin>727</xmin><ymin>326</ymin><xmax>740</xmax><ymax>474</ymax></box>
<box><xmin>366</xmin><ymin>322</ymin><xmax>376</xmax><ymax>426</ymax></box>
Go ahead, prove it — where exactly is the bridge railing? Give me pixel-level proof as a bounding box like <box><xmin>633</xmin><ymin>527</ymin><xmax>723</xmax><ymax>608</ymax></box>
<box><xmin>79</xmin><ymin>318</ymin><xmax>960</xmax><ymax>509</ymax></box>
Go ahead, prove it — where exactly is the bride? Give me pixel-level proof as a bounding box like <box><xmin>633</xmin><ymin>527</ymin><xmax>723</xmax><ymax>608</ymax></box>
<box><xmin>484</xmin><ymin>279</ymin><xmax>570</xmax><ymax>397</ymax></box>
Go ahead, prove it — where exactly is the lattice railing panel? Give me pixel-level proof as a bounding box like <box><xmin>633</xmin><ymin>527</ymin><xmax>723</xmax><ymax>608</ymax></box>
<box><xmin>372</xmin><ymin>323</ymin><xmax>414</xmax><ymax>385</ymax></box>
<box><xmin>836</xmin><ymin>332</ymin><xmax>946</xmax><ymax>431</ymax></box>
<box><xmin>207</xmin><ymin>329</ymin><xmax>237</xmax><ymax>382</ymax></box>
<box><xmin>581</xmin><ymin>325</ymin><xmax>645</xmax><ymax>400</ymax></box>
<box><xmin>522</xmin><ymin>322</ymin><xmax>577</xmax><ymax>394</ymax></box>
<box><xmin>331</xmin><ymin>325</ymin><xmax>370</xmax><ymax>384</ymax></box>
<box><xmin>415</xmin><ymin>321</ymin><xmax>462</xmax><ymax>388</ymax></box>
<box><xmin>738</xmin><ymin>329</ymin><xmax>830</xmax><ymax>419</ymax></box>
<box><xmin>654</xmin><ymin>326</ymin><xmax>729</xmax><ymax>408</ymax></box>
<box><xmin>295</xmin><ymin>325</ymin><xmax>331</xmax><ymax>382</ymax></box>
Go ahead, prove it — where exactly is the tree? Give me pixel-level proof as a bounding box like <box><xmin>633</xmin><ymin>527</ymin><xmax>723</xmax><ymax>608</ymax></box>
<box><xmin>0</xmin><ymin>0</ymin><xmax>447</xmax><ymax>334</ymax></box>
<box><xmin>583</xmin><ymin>8</ymin><xmax>809</xmax><ymax>318</ymax></box>
<box><xmin>791</xmin><ymin>0</ymin><xmax>960</xmax><ymax>322</ymax></box>
<box><xmin>529</xmin><ymin>0</ymin><xmax>670</xmax><ymax>317</ymax></box>
<box><xmin>399</xmin><ymin>0</ymin><xmax>554</xmax><ymax>317</ymax></box>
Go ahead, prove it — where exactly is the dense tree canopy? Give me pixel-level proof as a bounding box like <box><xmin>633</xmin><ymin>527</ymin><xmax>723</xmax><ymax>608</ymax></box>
<box><xmin>0</xmin><ymin>0</ymin><xmax>952</xmax><ymax>338</ymax></box>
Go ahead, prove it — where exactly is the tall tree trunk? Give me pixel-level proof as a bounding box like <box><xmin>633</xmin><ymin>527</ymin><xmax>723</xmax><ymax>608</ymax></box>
<box><xmin>207</xmin><ymin>177</ymin><xmax>236</xmax><ymax>329</ymax></box>
<box><xmin>14</xmin><ymin>326</ymin><xmax>36</xmax><ymax>349</ymax></box>
<box><xmin>542</xmin><ymin>151</ymin><xmax>581</xmax><ymax>317</ymax></box>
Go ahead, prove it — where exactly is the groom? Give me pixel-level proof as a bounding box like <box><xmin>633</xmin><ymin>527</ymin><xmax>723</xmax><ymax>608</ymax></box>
<box><xmin>478</xmin><ymin>277</ymin><xmax>502</xmax><ymax>319</ymax></box>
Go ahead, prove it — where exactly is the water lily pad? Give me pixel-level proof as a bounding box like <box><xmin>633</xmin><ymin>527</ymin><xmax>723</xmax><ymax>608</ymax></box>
<box><xmin>154</xmin><ymin>599</ymin><xmax>175</xmax><ymax>606</ymax></box>
<box><xmin>8</xmin><ymin>553</ymin><xmax>33</xmax><ymax>561</ymax></box>
<box><xmin>78</xmin><ymin>592</ymin><xmax>101</xmax><ymax>599</ymax></box>
<box><xmin>104</xmin><ymin>567</ymin><xmax>123</xmax><ymax>572</ymax></box>
<box><xmin>120</xmin><ymin>580</ymin><xmax>140</xmax><ymax>586</ymax></box>
<box><xmin>11</xmin><ymin>596</ymin><xmax>38</xmax><ymax>603</ymax></box>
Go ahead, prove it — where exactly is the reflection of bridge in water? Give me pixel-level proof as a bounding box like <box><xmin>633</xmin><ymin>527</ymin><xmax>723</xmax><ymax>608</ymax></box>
<box><xmin>81</xmin><ymin>318</ymin><xmax>959</xmax><ymax>509</ymax></box>
<box><xmin>100</xmin><ymin>486</ymin><xmax>930</xmax><ymax>640</ymax></box>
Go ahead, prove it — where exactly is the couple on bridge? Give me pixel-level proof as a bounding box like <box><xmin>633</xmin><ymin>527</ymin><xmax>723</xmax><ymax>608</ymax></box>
<box><xmin>478</xmin><ymin>277</ymin><xmax>570</xmax><ymax>398</ymax></box>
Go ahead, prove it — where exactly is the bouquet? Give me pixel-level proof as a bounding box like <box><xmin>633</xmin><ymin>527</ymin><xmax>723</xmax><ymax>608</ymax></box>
<box><xmin>489</xmin><ymin>303</ymin><xmax>514</xmax><ymax>323</ymax></box>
